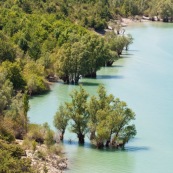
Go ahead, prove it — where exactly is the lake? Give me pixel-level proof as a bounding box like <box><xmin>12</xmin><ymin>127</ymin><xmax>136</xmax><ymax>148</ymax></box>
<box><xmin>28</xmin><ymin>22</ymin><xmax>173</xmax><ymax>173</ymax></box>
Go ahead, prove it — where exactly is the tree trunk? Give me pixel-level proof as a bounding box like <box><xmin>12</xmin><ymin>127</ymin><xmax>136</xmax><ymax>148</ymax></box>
<box><xmin>60</xmin><ymin>130</ymin><xmax>65</xmax><ymax>141</ymax></box>
<box><xmin>97</xmin><ymin>141</ymin><xmax>104</xmax><ymax>149</ymax></box>
<box><xmin>163</xmin><ymin>16</ymin><xmax>169</xmax><ymax>22</ymax></box>
<box><xmin>105</xmin><ymin>140</ymin><xmax>110</xmax><ymax>147</ymax></box>
<box><xmin>61</xmin><ymin>75</ymin><xmax>69</xmax><ymax>84</ymax></box>
<box><xmin>78</xmin><ymin>133</ymin><xmax>85</xmax><ymax>144</ymax></box>
<box><xmin>106</xmin><ymin>132</ymin><xmax>112</xmax><ymax>147</ymax></box>
<box><xmin>85</xmin><ymin>71</ymin><xmax>96</xmax><ymax>78</ymax></box>
<box><xmin>75</xmin><ymin>77</ymin><xmax>79</xmax><ymax>84</ymax></box>
<box><xmin>106</xmin><ymin>61</ymin><xmax>114</xmax><ymax>66</ymax></box>
<box><xmin>90</xmin><ymin>131</ymin><xmax>96</xmax><ymax>140</ymax></box>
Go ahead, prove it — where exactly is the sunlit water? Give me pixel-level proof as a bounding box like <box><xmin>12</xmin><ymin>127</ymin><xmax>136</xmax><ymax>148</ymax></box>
<box><xmin>28</xmin><ymin>22</ymin><xmax>173</xmax><ymax>173</ymax></box>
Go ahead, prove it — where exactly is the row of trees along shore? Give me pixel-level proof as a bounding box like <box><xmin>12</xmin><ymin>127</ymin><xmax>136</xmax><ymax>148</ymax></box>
<box><xmin>0</xmin><ymin>0</ymin><xmax>135</xmax><ymax>95</ymax></box>
<box><xmin>54</xmin><ymin>85</ymin><xmax>136</xmax><ymax>149</ymax></box>
<box><xmin>1</xmin><ymin>0</ymin><xmax>173</xmax><ymax>95</ymax></box>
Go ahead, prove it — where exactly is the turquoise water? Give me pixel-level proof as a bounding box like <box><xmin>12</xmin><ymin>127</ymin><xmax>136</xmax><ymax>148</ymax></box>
<box><xmin>28</xmin><ymin>22</ymin><xmax>173</xmax><ymax>173</ymax></box>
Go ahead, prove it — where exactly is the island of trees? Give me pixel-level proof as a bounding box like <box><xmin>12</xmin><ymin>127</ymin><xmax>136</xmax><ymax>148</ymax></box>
<box><xmin>54</xmin><ymin>85</ymin><xmax>136</xmax><ymax>149</ymax></box>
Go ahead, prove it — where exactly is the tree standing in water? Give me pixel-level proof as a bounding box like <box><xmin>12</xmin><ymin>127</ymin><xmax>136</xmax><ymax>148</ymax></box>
<box><xmin>65</xmin><ymin>86</ymin><xmax>89</xmax><ymax>144</ymax></box>
<box><xmin>54</xmin><ymin>105</ymin><xmax>69</xmax><ymax>141</ymax></box>
<box><xmin>54</xmin><ymin>85</ymin><xmax>136</xmax><ymax>148</ymax></box>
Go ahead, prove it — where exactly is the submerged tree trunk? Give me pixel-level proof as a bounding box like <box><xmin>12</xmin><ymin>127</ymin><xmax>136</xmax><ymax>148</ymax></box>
<box><xmin>78</xmin><ymin>133</ymin><xmax>85</xmax><ymax>144</ymax></box>
<box><xmin>106</xmin><ymin>132</ymin><xmax>112</xmax><ymax>147</ymax></box>
<box><xmin>60</xmin><ymin>75</ymin><xmax>69</xmax><ymax>84</ymax></box>
<box><xmin>163</xmin><ymin>16</ymin><xmax>169</xmax><ymax>22</ymax></box>
<box><xmin>105</xmin><ymin>140</ymin><xmax>110</xmax><ymax>147</ymax></box>
<box><xmin>90</xmin><ymin>131</ymin><xmax>96</xmax><ymax>140</ymax></box>
<box><xmin>106</xmin><ymin>61</ymin><xmax>114</xmax><ymax>67</ymax></box>
<box><xmin>60</xmin><ymin>130</ymin><xmax>65</xmax><ymax>141</ymax></box>
<box><xmin>96</xmin><ymin>141</ymin><xmax>104</xmax><ymax>149</ymax></box>
<box><xmin>85</xmin><ymin>71</ymin><xmax>96</xmax><ymax>78</ymax></box>
<box><xmin>74</xmin><ymin>76</ymin><xmax>79</xmax><ymax>84</ymax></box>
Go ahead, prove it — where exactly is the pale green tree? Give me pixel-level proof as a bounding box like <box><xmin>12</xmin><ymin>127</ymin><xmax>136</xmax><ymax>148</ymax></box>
<box><xmin>66</xmin><ymin>86</ymin><xmax>89</xmax><ymax>144</ymax></box>
<box><xmin>54</xmin><ymin>105</ymin><xmax>69</xmax><ymax>141</ymax></box>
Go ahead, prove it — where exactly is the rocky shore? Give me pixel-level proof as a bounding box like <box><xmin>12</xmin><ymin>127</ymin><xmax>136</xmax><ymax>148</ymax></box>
<box><xmin>16</xmin><ymin>140</ymin><xmax>68</xmax><ymax>173</ymax></box>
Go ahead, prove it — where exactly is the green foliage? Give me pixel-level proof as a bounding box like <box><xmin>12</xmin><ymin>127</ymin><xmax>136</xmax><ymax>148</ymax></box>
<box><xmin>0</xmin><ymin>73</ymin><xmax>13</xmax><ymax>114</ymax></box>
<box><xmin>0</xmin><ymin>61</ymin><xmax>26</xmax><ymax>90</ymax></box>
<box><xmin>0</xmin><ymin>140</ymin><xmax>33</xmax><ymax>173</ymax></box>
<box><xmin>23</xmin><ymin>60</ymin><xmax>49</xmax><ymax>95</ymax></box>
<box><xmin>4</xmin><ymin>92</ymin><xmax>29</xmax><ymax>139</ymax></box>
<box><xmin>87</xmin><ymin>85</ymin><xmax>136</xmax><ymax>148</ymax></box>
<box><xmin>0</xmin><ymin>0</ymin><xmax>140</xmax><ymax>93</ymax></box>
<box><xmin>48</xmin><ymin>144</ymin><xmax>63</xmax><ymax>156</ymax></box>
<box><xmin>0</xmin><ymin>75</ymin><xmax>30</xmax><ymax>140</ymax></box>
<box><xmin>0</xmin><ymin>121</ymin><xmax>15</xmax><ymax>142</ymax></box>
<box><xmin>27</xmin><ymin>124</ymin><xmax>45</xmax><ymax>143</ymax></box>
<box><xmin>27</xmin><ymin>123</ymin><xmax>55</xmax><ymax>147</ymax></box>
<box><xmin>44</xmin><ymin>123</ymin><xmax>55</xmax><ymax>147</ymax></box>
<box><xmin>0</xmin><ymin>39</ymin><xmax>16</xmax><ymax>63</ymax></box>
<box><xmin>54</xmin><ymin>105</ymin><xmax>69</xmax><ymax>140</ymax></box>
<box><xmin>65</xmin><ymin>85</ymin><xmax>89</xmax><ymax>144</ymax></box>
<box><xmin>55</xmin><ymin>85</ymin><xmax>136</xmax><ymax>148</ymax></box>
<box><xmin>36</xmin><ymin>150</ymin><xmax>46</xmax><ymax>160</ymax></box>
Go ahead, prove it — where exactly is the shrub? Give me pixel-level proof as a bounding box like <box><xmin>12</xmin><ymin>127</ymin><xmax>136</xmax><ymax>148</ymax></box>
<box><xmin>48</xmin><ymin>144</ymin><xmax>63</xmax><ymax>156</ymax></box>
<box><xmin>27</xmin><ymin>124</ymin><xmax>45</xmax><ymax>143</ymax></box>
<box><xmin>44</xmin><ymin>129</ymin><xmax>55</xmax><ymax>147</ymax></box>
<box><xmin>0</xmin><ymin>120</ymin><xmax>15</xmax><ymax>142</ymax></box>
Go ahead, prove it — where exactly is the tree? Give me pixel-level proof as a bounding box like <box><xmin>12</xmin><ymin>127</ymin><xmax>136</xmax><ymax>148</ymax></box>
<box><xmin>111</xmin><ymin>100</ymin><xmax>136</xmax><ymax>148</ymax></box>
<box><xmin>54</xmin><ymin>105</ymin><xmax>69</xmax><ymax>141</ymax></box>
<box><xmin>4</xmin><ymin>92</ymin><xmax>29</xmax><ymax>139</ymax></box>
<box><xmin>43</xmin><ymin>123</ymin><xmax>55</xmax><ymax>147</ymax></box>
<box><xmin>54</xmin><ymin>41</ymin><xmax>87</xmax><ymax>84</ymax></box>
<box><xmin>54</xmin><ymin>85</ymin><xmax>136</xmax><ymax>148</ymax></box>
<box><xmin>123</xmin><ymin>34</ymin><xmax>133</xmax><ymax>50</ymax></box>
<box><xmin>87</xmin><ymin>85</ymin><xmax>136</xmax><ymax>149</ymax></box>
<box><xmin>0</xmin><ymin>140</ymin><xmax>33</xmax><ymax>173</ymax></box>
<box><xmin>23</xmin><ymin>60</ymin><xmax>49</xmax><ymax>95</ymax></box>
<box><xmin>66</xmin><ymin>86</ymin><xmax>89</xmax><ymax>144</ymax></box>
<box><xmin>0</xmin><ymin>61</ymin><xmax>26</xmax><ymax>90</ymax></box>
<box><xmin>82</xmin><ymin>34</ymin><xmax>108</xmax><ymax>77</ymax></box>
<box><xmin>105</xmin><ymin>31</ymin><xmax>133</xmax><ymax>57</ymax></box>
<box><xmin>0</xmin><ymin>40</ymin><xmax>16</xmax><ymax>63</ymax></box>
<box><xmin>0</xmin><ymin>73</ymin><xmax>13</xmax><ymax>115</ymax></box>
<box><xmin>87</xmin><ymin>85</ymin><xmax>114</xmax><ymax>148</ymax></box>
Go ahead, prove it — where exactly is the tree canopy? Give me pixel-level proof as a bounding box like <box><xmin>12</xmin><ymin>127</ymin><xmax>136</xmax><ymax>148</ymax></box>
<box><xmin>0</xmin><ymin>0</ymin><xmax>135</xmax><ymax>92</ymax></box>
<box><xmin>54</xmin><ymin>85</ymin><xmax>136</xmax><ymax>148</ymax></box>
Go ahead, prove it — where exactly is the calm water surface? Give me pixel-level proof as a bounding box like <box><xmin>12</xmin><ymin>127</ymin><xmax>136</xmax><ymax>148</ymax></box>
<box><xmin>28</xmin><ymin>22</ymin><xmax>173</xmax><ymax>173</ymax></box>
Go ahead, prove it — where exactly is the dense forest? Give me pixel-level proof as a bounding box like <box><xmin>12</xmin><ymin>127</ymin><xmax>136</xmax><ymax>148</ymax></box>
<box><xmin>0</xmin><ymin>0</ymin><xmax>172</xmax><ymax>172</ymax></box>
<box><xmin>0</xmin><ymin>0</ymin><xmax>172</xmax><ymax>94</ymax></box>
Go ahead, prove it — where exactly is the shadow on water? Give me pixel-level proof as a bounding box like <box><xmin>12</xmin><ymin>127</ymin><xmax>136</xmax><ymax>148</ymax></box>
<box><xmin>122</xmin><ymin>53</ymin><xmax>134</xmax><ymax>56</ymax></box>
<box><xmin>97</xmin><ymin>75</ymin><xmax>124</xmax><ymax>80</ymax></box>
<box><xmin>63</xmin><ymin>138</ymin><xmax>149</xmax><ymax>153</ymax></box>
<box><xmin>126</xmin><ymin>49</ymin><xmax>139</xmax><ymax>52</ymax></box>
<box><xmin>80</xmin><ymin>81</ymin><xmax>100</xmax><ymax>86</ymax></box>
<box><xmin>112</xmin><ymin>65</ymin><xmax>124</xmax><ymax>68</ymax></box>
<box><xmin>121</xmin><ymin>55</ymin><xmax>132</xmax><ymax>59</ymax></box>
<box><xmin>29</xmin><ymin>90</ymin><xmax>51</xmax><ymax>100</ymax></box>
<box><xmin>126</xmin><ymin>146</ymin><xmax>150</xmax><ymax>152</ymax></box>
<box><xmin>63</xmin><ymin>139</ymin><xmax>93</xmax><ymax>148</ymax></box>
<box><xmin>63</xmin><ymin>139</ymin><xmax>79</xmax><ymax>146</ymax></box>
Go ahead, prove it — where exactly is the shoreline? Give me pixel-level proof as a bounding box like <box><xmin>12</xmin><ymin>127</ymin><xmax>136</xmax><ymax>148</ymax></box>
<box><xmin>16</xmin><ymin>140</ymin><xmax>68</xmax><ymax>173</ymax></box>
